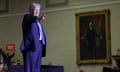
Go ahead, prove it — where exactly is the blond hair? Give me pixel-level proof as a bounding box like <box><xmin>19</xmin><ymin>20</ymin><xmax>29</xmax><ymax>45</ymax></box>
<box><xmin>29</xmin><ymin>3</ymin><xmax>41</xmax><ymax>12</ymax></box>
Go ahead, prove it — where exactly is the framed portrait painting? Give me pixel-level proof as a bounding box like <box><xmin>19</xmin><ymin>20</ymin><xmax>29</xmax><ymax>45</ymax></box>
<box><xmin>75</xmin><ymin>9</ymin><xmax>111</xmax><ymax>64</ymax></box>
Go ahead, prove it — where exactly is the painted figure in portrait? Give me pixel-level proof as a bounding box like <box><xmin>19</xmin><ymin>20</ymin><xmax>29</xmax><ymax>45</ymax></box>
<box><xmin>80</xmin><ymin>15</ymin><xmax>106</xmax><ymax>60</ymax></box>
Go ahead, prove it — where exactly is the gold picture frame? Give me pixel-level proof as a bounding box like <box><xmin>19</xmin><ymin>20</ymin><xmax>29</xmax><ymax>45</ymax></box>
<box><xmin>75</xmin><ymin>9</ymin><xmax>111</xmax><ymax>64</ymax></box>
<box><xmin>0</xmin><ymin>0</ymin><xmax>8</xmax><ymax>13</ymax></box>
<box><xmin>46</xmin><ymin>0</ymin><xmax>68</xmax><ymax>8</ymax></box>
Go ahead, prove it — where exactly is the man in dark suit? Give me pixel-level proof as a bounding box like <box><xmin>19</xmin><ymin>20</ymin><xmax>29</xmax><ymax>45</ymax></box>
<box><xmin>20</xmin><ymin>3</ymin><xmax>46</xmax><ymax>72</ymax></box>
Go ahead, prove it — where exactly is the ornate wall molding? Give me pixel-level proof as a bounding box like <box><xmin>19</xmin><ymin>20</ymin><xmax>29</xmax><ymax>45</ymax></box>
<box><xmin>0</xmin><ymin>0</ymin><xmax>120</xmax><ymax>17</ymax></box>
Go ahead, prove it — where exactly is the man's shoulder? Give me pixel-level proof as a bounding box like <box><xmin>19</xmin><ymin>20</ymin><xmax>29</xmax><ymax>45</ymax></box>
<box><xmin>23</xmin><ymin>14</ymin><xmax>37</xmax><ymax>23</ymax></box>
<box><xmin>24</xmin><ymin>14</ymin><xmax>32</xmax><ymax>18</ymax></box>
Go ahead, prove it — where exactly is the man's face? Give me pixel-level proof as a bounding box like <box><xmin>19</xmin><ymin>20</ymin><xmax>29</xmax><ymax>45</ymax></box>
<box><xmin>89</xmin><ymin>22</ymin><xmax>93</xmax><ymax>27</ymax></box>
<box><xmin>33</xmin><ymin>7</ymin><xmax>40</xmax><ymax>16</ymax></box>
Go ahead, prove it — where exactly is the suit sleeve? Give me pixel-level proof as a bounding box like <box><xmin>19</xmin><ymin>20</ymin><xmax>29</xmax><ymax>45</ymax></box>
<box><xmin>20</xmin><ymin>14</ymin><xmax>37</xmax><ymax>52</ymax></box>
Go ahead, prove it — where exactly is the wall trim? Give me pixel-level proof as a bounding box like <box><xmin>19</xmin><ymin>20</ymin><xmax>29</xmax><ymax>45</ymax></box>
<box><xmin>43</xmin><ymin>0</ymin><xmax>120</xmax><ymax>13</ymax></box>
<box><xmin>0</xmin><ymin>0</ymin><xmax>120</xmax><ymax>17</ymax></box>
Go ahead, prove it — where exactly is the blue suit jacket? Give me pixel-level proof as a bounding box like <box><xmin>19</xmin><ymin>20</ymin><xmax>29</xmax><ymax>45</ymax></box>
<box><xmin>20</xmin><ymin>14</ymin><xmax>46</xmax><ymax>57</ymax></box>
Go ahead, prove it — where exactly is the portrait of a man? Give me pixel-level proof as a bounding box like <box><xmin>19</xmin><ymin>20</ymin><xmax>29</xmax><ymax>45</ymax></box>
<box><xmin>76</xmin><ymin>10</ymin><xmax>111</xmax><ymax>64</ymax></box>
